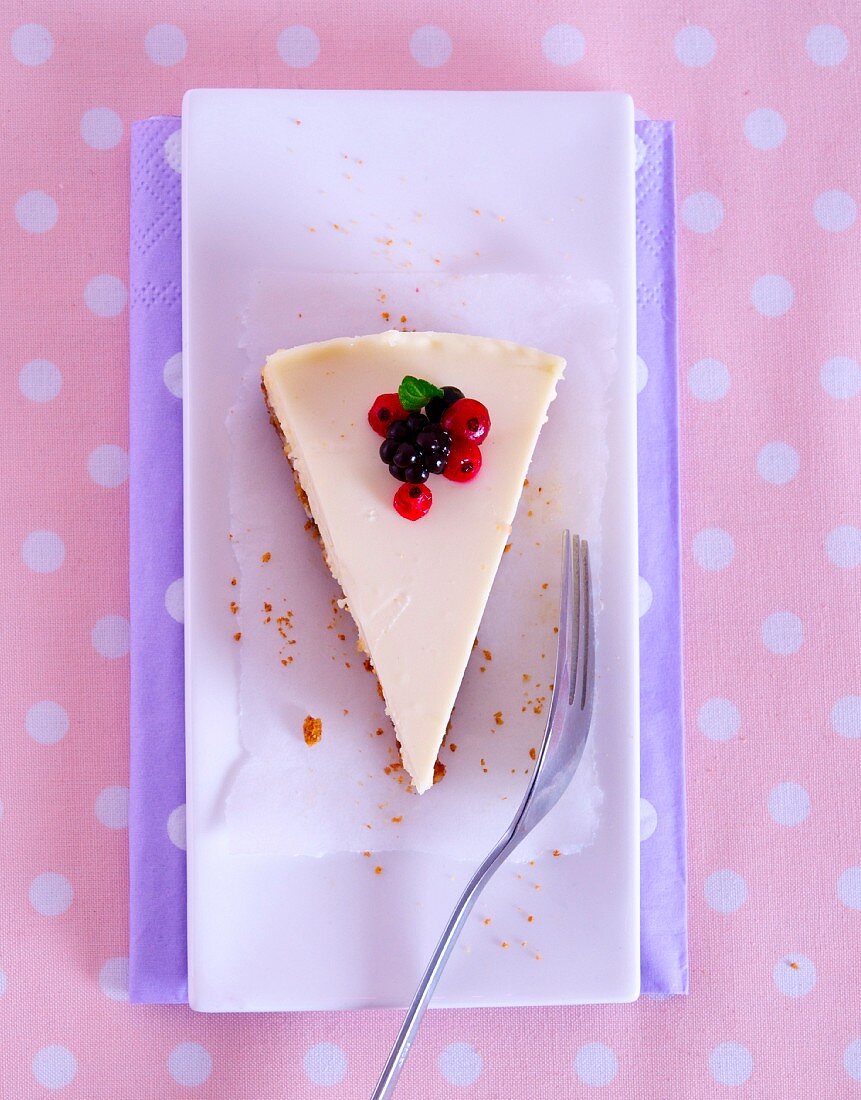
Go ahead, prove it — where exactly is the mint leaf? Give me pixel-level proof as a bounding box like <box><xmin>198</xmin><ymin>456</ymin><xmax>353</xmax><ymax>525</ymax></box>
<box><xmin>398</xmin><ymin>375</ymin><xmax>444</xmax><ymax>411</ymax></box>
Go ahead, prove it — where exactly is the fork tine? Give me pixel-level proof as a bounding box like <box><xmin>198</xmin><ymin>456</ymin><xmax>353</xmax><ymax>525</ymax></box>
<box><xmin>579</xmin><ymin>540</ymin><xmax>595</xmax><ymax>713</ymax></box>
<box><xmin>551</xmin><ymin>531</ymin><xmax>573</xmax><ymax>706</ymax></box>
<box><xmin>568</xmin><ymin>534</ymin><xmax>581</xmax><ymax>704</ymax></box>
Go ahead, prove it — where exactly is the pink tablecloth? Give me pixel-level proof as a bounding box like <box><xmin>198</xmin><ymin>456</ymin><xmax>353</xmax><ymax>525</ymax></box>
<box><xmin>4</xmin><ymin>4</ymin><xmax>860</xmax><ymax>1098</ymax></box>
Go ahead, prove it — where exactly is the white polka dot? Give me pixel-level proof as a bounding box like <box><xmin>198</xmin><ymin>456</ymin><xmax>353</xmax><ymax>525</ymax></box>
<box><xmin>542</xmin><ymin>24</ymin><xmax>585</xmax><ymax>66</ymax></box>
<box><xmin>168</xmin><ymin>1043</ymin><xmax>212</xmax><ymax>1087</ymax></box>
<box><xmin>768</xmin><ymin>782</ymin><xmax>810</xmax><ymax>826</ymax></box>
<box><xmin>19</xmin><ymin>358</ymin><xmax>62</xmax><ymax>402</ymax></box>
<box><xmin>846</xmin><ymin>1039</ymin><xmax>861</xmax><ymax>1081</ymax></box>
<box><xmin>640</xmin><ymin>798</ymin><xmax>657</xmax><ymax>841</ymax></box>
<box><xmin>636</xmin><ymin>355</ymin><xmax>648</xmax><ymax>393</ymax></box>
<box><xmin>0</xmin><ymin>969</ymin><xmax>6</xmax><ymax>995</ymax></box>
<box><xmin>11</xmin><ymin>24</ymin><xmax>54</xmax><ymax>66</ymax></box>
<box><xmin>827</xmin><ymin>525</ymin><xmax>861</xmax><ymax>568</ymax></box>
<box><xmin>744</xmin><ymin>108</ymin><xmax>787</xmax><ymax>151</ymax></box>
<box><xmin>821</xmin><ymin>357</ymin><xmax>861</xmax><ymax>399</ymax></box>
<box><xmin>638</xmin><ymin>577</ymin><xmax>653</xmax><ymax>617</ymax></box>
<box><xmin>814</xmin><ymin>189</ymin><xmax>857</xmax><ymax>232</ymax></box>
<box><xmin>167</xmin><ymin>804</ymin><xmax>187</xmax><ymax>850</ymax></box>
<box><xmin>163</xmin><ymin>130</ymin><xmax>182</xmax><ymax>172</ymax></box>
<box><xmin>22</xmin><ymin>530</ymin><xmax>65</xmax><ymax>573</ymax></box>
<box><xmin>438</xmin><ymin>1042</ymin><xmax>482</xmax><ymax>1086</ymax></box>
<box><xmin>85</xmin><ymin>274</ymin><xmax>127</xmax><ymax>318</ymax></box>
<box><xmin>409</xmin><ymin>25</ymin><xmax>452</xmax><ymax>68</ymax></box>
<box><xmin>303</xmin><ymin>1042</ymin><xmax>348</xmax><ymax>1087</ymax></box>
<box><xmin>692</xmin><ymin>527</ymin><xmax>734</xmax><ymax>571</ymax></box>
<box><xmin>806</xmin><ymin>24</ymin><xmax>849</xmax><ymax>67</ymax></box>
<box><xmin>26</xmin><ymin>700</ymin><xmax>69</xmax><ymax>745</ymax></box>
<box><xmin>99</xmin><ymin>956</ymin><xmax>129</xmax><ymax>1001</ymax></box>
<box><xmin>32</xmin><ymin>1045</ymin><xmax>76</xmax><ymax>1089</ymax></box>
<box><xmin>682</xmin><ymin>191</ymin><xmax>724</xmax><ymax>234</ymax></box>
<box><xmin>277</xmin><ymin>25</ymin><xmax>320</xmax><ymax>67</ymax></box>
<box><xmin>772</xmin><ymin>954</ymin><xmax>816</xmax><ymax>997</ymax></box>
<box><xmin>761</xmin><ymin>611</ymin><xmax>803</xmax><ymax>655</ymax></box>
<box><xmin>757</xmin><ymin>441</ymin><xmax>799</xmax><ymax>484</ymax></box>
<box><xmin>831</xmin><ymin>696</ymin><xmax>861</xmax><ymax>739</ymax></box>
<box><xmin>574</xmin><ymin>1042</ymin><xmax>618</xmax><ymax>1087</ymax></box>
<box><xmin>698</xmin><ymin>698</ymin><xmax>740</xmax><ymax>742</ymax></box>
<box><xmin>751</xmin><ymin>274</ymin><xmax>794</xmax><ymax>317</ymax></box>
<box><xmin>838</xmin><ymin>867</ymin><xmax>861</xmax><ymax>909</ymax></box>
<box><xmin>673</xmin><ymin>26</ymin><xmax>716</xmax><ymax>67</ymax></box>
<box><xmin>704</xmin><ymin>869</ymin><xmax>747</xmax><ymax>913</ymax></box>
<box><xmin>634</xmin><ymin>134</ymin><xmax>647</xmax><ymax>172</ymax></box>
<box><xmin>688</xmin><ymin>357</ymin><xmax>730</xmax><ymax>401</ymax></box>
<box><xmin>92</xmin><ymin>615</ymin><xmax>130</xmax><ymax>659</ymax></box>
<box><xmin>95</xmin><ymin>785</ymin><xmax>129</xmax><ymax>829</ymax></box>
<box><xmin>145</xmin><ymin>24</ymin><xmax>187</xmax><ymax>66</ymax></box>
<box><xmin>163</xmin><ymin>352</ymin><xmax>183</xmax><ymax>398</ymax></box>
<box><xmin>80</xmin><ymin>108</ymin><xmax>123</xmax><ymax>150</ymax></box>
<box><xmin>709</xmin><ymin>1042</ymin><xmax>752</xmax><ymax>1087</ymax></box>
<box><xmin>29</xmin><ymin>872</ymin><xmax>73</xmax><ymax>917</ymax></box>
<box><xmin>88</xmin><ymin>444</ymin><xmax>129</xmax><ymax>488</ymax></box>
<box><xmin>15</xmin><ymin>190</ymin><xmax>58</xmax><ymax>233</ymax></box>
<box><xmin>164</xmin><ymin>577</ymin><xmax>184</xmax><ymax>623</ymax></box>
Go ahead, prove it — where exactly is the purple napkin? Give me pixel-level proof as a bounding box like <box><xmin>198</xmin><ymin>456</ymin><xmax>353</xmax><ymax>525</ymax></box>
<box><xmin>128</xmin><ymin>116</ymin><xmax>686</xmax><ymax>1003</ymax></box>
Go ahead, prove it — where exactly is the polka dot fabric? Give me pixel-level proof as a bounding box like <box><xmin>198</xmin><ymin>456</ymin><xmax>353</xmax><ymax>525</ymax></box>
<box><xmin>3</xmin><ymin>4</ymin><xmax>860</xmax><ymax>1097</ymax></box>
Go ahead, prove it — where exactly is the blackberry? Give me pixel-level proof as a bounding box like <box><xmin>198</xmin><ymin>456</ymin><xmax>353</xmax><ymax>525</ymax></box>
<box><xmin>388</xmin><ymin>463</ymin><xmax>409</xmax><ymax>482</ymax></box>
<box><xmin>405</xmin><ymin>411</ymin><xmax>429</xmax><ymax>434</ymax></box>
<box><xmin>386</xmin><ymin>419</ymin><xmax>411</xmax><ymax>442</ymax></box>
<box><xmin>393</xmin><ymin>443</ymin><xmax>421</xmax><ymax>469</ymax></box>
<box><xmin>404</xmin><ymin>464</ymin><xmax>430</xmax><ymax>484</ymax></box>
<box><xmin>425</xmin><ymin>386</ymin><xmax>465</xmax><ymax>423</ymax></box>
<box><xmin>379</xmin><ymin>439</ymin><xmax>399</xmax><ymax>464</ymax></box>
<box><xmin>426</xmin><ymin>453</ymin><xmax>447</xmax><ymax>475</ymax></box>
<box><xmin>415</xmin><ymin>426</ymin><xmax>452</xmax><ymax>456</ymax></box>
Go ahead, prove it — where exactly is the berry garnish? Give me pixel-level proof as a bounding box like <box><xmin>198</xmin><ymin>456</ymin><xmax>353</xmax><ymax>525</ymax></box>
<box><xmin>394</xmin><ymin>483</ymin><xmax>432</xmax><ymax>521</ymax></box>
<box><xmin>443</xmin><ymin>439</ymin><xmax>482</xmax><ymax>482</ymax></box>
<box><xmin>379</xmin><ymin>439</ymin><xmax>399</xmax><ymax>464</ymax></box>
<box><xmin>426</xmin><ymin>453</ymin><xmax>447</xmax><ymax>475</ymax></box>
<box><xmin>415</xmin><ymin>426</ymin><xmax>452</xmax><ymax>456</ymax></box>
<box><xmin>368</xmin><ymin>393</ymin><xmax>407</xmax><ymax>437</ymax></box>
<box><xmin>425</xmin><ymin>386</ymin><xmax>465</xmax><ymax>423</ymax></box>
<box><xmin>386</xmin><ymin>419</ymin><xmax>412</xmax><ymax>443</ymax></box>
<box><xmin>392</xmin><ymin>442</ymin><xmax>421</xmax><ymax>469</ymax></box>
<box><xmin>405</xmin><ymin>411</ymin><xmax>429</xmax><ymax>434</ymax></box>
<box><xmin>404</xmin><ymin>464</ymin><xmax>430</xmax><ymax>484</ymax></box>
<box><xmin>441</xmin><ymin>398</ymin><xmax>491</xmax><ymax>445</ymax></box>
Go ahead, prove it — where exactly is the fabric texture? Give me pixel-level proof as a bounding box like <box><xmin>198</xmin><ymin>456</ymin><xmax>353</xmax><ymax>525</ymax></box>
<box><xmin>4</xmin><ymin>4</ymin><xmax>860</xmax><ymax>1097</ymax></box>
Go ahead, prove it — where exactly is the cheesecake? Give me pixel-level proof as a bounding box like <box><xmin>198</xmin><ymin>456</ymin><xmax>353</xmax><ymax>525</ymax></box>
<box><xmin>262</xmin><ymin>330</ymin><xmax>565</xmax><ymax>793</ymax></box>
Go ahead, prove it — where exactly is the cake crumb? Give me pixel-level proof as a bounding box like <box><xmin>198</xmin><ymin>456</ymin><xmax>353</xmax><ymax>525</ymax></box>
<box><xmin>343</xmin><ymin>708</ymin><xmax>349</xmax><ymax>715</ymax></box>
<box><xmin>494</xmin><ymin>711</ymin><xmax>504</xmax><ymax>726</ymax></box>
<box><xmin>338</xmin><ymin>633</ymin><xmax>346</xmax><ymax>641</ymax></box>
<box><xmin>230</xmin><ymin>601</ymin><xmax>238</xmax><ymax>614</ymax></box>
<box><xmin>400</xmin><ymin>315</ymin><xmax>407</xmax><ymax>324</ymax></box>
<box><xmin>483</xmin><ymin>917</ymin><xmax>492</xmax><ymax>925</ymax></box>
<box><xmin>552</xmin><ymin>849</ymin><xmax>561</xmax><ymax>857</ymax></box>
<box><xmin>230</xmin><ymin>577</ymin><xmax>237</xmax><ymax>586</ymax></box>
<box><xmin>483</xmin><ymin>649</ymin><xmax>493</xmax><ymax>661</ymax></box>
<box><xmin>303</xmin><ymin>715</ymin><xmax>323</xmax><ymax>746</ymax></box>
<box><xmin>376</xmin><ymin>681</ymin><xmax>385</xmax><ymax>702</ymax></box>
<box><xmin>527</xmin><ymin>914</ymin><xmax>534</xmax><ymax>923</ymax></box>
<box><xmin>375</xmin><ymin>866</ymin><xmax>383</xmax><ymax>875</ymax></box>
<box><xmin>524</xmin><ymin>478</ymin><xmax>529</xmax><ymax>487</ymax></box>
<box><xmin>362</xmin><ymin>850</ymin><xmax>371</xmax><ymax>857</ymax></box>
<box><xmin>500</xmin><ymin>941</ymin><xmax>509</xmax><ymax>949</ymax></box>
<box><xmin>449</xmin><ymin>742</ymin><xmax>457</xmax><ymax>753</ymax></box>
<box><xmin>529</xmin><ymin>747</ymin><xmax>537</xmax><ymax>761</ymax></box>
<box><xmin>522</xmin><ymin>673</ymin><xmax>531</xmax><ymax>682</ymax></box>
<box><xmin>503</xmin><ymin>543</ymin><xmax>511</xmax><ymax>554</ymax></box>
<box><xmin>261</xmin><ymin>552</ymin><xmax>271</xmax><ymax>563</ymax></box>
<box><xmin>381</xmin><ymin>311</ymin><xmax>390</xmax><ymax>322</ymax></box>
<box><xmin>541</xmin><ymin>583</ymin><xmax>548</xmax><ymax>590</ymax></box>
<box><xmin>263</xmin><ymin>602</ymin><xmax>272</xmax><ymax>612</ymax></box>
<box><xmin>391</xmin><ymin>815</ymin><xmax>403</xmax><ymax>824</ymax></box>
<box><xmin>233</xmin><ymin>632</ymin><xmax>242</xmax><ymax>642</ymax></box>
<box><xmin>364</xmin><ymin>658</ymin><xmax>374</xmax><ymax>673</ymax></box>
<box><xmin>433</xmin><ymin>760</ymin><xmax>446</xmax><ymax>784</ymax></box>
<box><xmin>375</xmin><ymin>727</ymin><xmax>384</xmax><ymax>737</ymax></box>
<box><xmin>281</xmin><ymin>658</ymin><xmax>292</xmax><ymax>666</ymax></box>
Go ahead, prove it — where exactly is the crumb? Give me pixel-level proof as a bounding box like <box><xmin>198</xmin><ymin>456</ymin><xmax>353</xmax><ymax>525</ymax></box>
<box><xmin>303</xmin><ymin>715</ymin><xmax>323</xmax><ymax>746</ymax></box>
<box><xmin>338</xmin><ymin>633</ymin><xmax>346</xmax><ymax>641</ymax></box>
<box><xmin>527</xmin><ymin>915</ymin><xmax>534</xmax><ymax>923</ymax></box>
<box><xmin>364</xmin><ymin>658</ymin><xmax>374</xmax><ymax>673</ymax></box>
<box><xmin>376</xmin><ymin>681</ymin><xmax>385</xmax><ymax>702</ymax></box>
<box><xmin>374</xmin><ymin>866</ymin><xmax>383</xmax><ymax>875</ymax></box>
<box><xmin>524</xmin><ymin>478</ymin><xmax>529</xmax><ymax>487</ymax></box>
<box><xmin>553</xmin><ymin>626</ymin><xmax>559</xmax><ymax>634</ymax></box>
<box><xmin>263</xmin><ymin>602</ymin><xmax>272</xmax><ymax>612</ymax></box>
<box><xmin>233</xmin><ymin>632</ymin><xmax>242</xmax><ymax>642</ymax></box>
<box><xmin>281</xmin><ymin>658</ymin><xmax>292</xmax><ymax>666</ymax></box>
<box><xmin>391</xmin><ymin>815</ymin><xmax>403</xmax><ymax>824</ymax></box>
<box><xmin>529</xmin><ymin>747</ymin><xmax>537</xmax><ymax>761</ymax></box>
<box><xmin>534</xmin><ymin>953</ymin><xmax>542</xmax><ymax>961</ymax></box>
<box><xmin>473</xmin><ymin>208</ymin><xmax>481</xmax><ymax>216</ymax></box>
<box><xmin>375</xmin><ymin>728</ymin><xmax>384</xmax><ymax>737</ymax></box>
<box><xmin>381</xmin><ymin>311</ymin><xmax>390</xmax><ymax>321</ymax></box>
<box><xmin>261</xmin><ymin>552</ymin><xmax>271</xmax><ymax>563</ymax></box>
<box><xmin>433</xmin><ymin>257</ymin><xmax>441</xmax><ymax>265</ymax></box>
<box><xmin>345</xmin><ymin>661</ymin><xmax>351</xmax><ymax>669</ymax></box>
<box><xmin>362</xmin><ymin>850</ymin><xmax>371</xmax><ymax>857</ymax></box>
<box><xmin>527</xmin><ymin>510</ymin><xmax>534</xmax><ymax>517</ymax></box>
<box><xmin>400</xmin><ymin>315</ymin><xmax>407</xmax><ymax>324</ymax></box>
<box><xmin>494</xmin><ymin>711</ymin><xmax>504</xmax><ymax>726</ymax></box>
<box><xmin>449</xmin><ymin>742</ymin><xmax>457</xmax><ymax>753</ymax></box>
<box><xmin>552</xmin><ymin>849</ymin><xmax>561</xmax><ymax>857</ymax></box>
<box><xmin>483</xmin><ymin>649</ymin><xmax>493</xmax><ymax>661</ymax></box>
<box><xmin>522</xmin><ymin>673</ymin><xmax>531</xmax><ymax>682</ymax></box>
<box><xmin>230</xmin><ymin>601</ymin><xmax>238</xmax><ymax>614</ymax></box>
<box><xmin>503</xmin><ymin>543</ymin><xmax>511</xmax><ymax>554</ymax></box>
<box><xmin>500</xmin><ymin>941</ymin><xmax>509</xmax><ymax>949</ymax></box>
<box><xmin>788</xmin><ymin>960</ymin><xmax>800</xmax><ymax>970</ymax></box>
<box><xmin>433</xmin><ymin>760</ymin><xmax>446</xmax><ymax>784</ymax></box>
<box><xmin>483</xmin><ymin>917</ymin><xmax>492</xmax><ymax>925</ymax></box>
<box><xmin>534</xmin><ymin>884</ymin><xmax>541</xmax><ymax>891</ymax></box>
<box><xmin>343</xmin><ymin>708</ymin><xmax>349</xmax><ymax>715</ymax></box>
<box><xmin>230</xmin><ymin>577</ymin><xmax>237</xmax><ymax>586</ymax></box>
<box><xmin>480</xmin><ymin>667</ymin><xmax>486</xmax><ymax>673</ymax></box>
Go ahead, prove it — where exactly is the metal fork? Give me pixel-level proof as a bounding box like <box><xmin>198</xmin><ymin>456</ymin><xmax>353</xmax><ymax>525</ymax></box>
<box><xmin>371</xmin><ymin>532</ymin><xmax>595</xmax><ymax>1100</ymax></box>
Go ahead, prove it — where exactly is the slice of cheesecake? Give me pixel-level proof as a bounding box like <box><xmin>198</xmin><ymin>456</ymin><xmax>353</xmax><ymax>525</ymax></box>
<box><xmin>262</xmin><ymin>330</ymin><xmax>565</xmax><ymax>793</ymax></box>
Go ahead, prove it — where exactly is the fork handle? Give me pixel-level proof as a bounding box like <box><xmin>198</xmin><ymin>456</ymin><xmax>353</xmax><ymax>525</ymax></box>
<box><xmin>370</xmin><ymin>844</ymin><xmax>506</xmax><ymax>1099</ymax></box>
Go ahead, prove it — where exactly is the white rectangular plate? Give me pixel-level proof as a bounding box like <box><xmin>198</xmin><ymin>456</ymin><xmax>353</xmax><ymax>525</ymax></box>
<box><xmin>182</xmin><ymin>90</ymin><xmax>639</xmax><ymax>1011</ymax></box>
